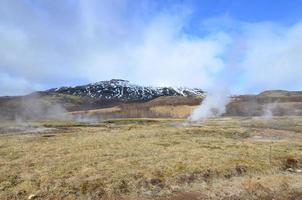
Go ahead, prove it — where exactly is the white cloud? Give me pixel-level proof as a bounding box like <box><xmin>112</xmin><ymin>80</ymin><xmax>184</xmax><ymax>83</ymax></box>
<box><xmin>0</xmin><ymin>1</ymin><xmax>302</xmax><ymax>96</ymax></box>
<box><xmin>129</xmin><ymin>15</ymin><xmax>230</xmax><ymax>88</ymax></box>
<box><xmin>77</xmin><ymin>12</ymin><xmax>230</xmax><ymax>89</ymax></box>
<box><xmin>237</xmin><ymin>22</ymin><xmax>302</xmax><ymax>92</ymax></box>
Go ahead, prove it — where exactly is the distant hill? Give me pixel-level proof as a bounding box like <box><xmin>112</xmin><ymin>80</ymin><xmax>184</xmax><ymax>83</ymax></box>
<box><xmin>69</xmin><ymin>90</ymin><xmax>302</xmax><ymax>119</ymax></box>
<box><xmin>0</xmin><ymin>79</ymin><xmax>205</xmax><ymax>120</ymax></box>
<box><xmin>226</xmin><ymin>90</ymin><xmax>302</xmax><ymax>116</ymax></box>
<box><xmin>0</xmin><ymin>80</ymin><xmax>301</xmax><ymax>120</ymax></box>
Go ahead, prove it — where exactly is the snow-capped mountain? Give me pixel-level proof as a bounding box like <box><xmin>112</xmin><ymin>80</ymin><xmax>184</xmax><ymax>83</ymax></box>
<box><xmin>47</xmin><ymin>79</ymin><xmax>205</xmax><ymax>102</ymax></box>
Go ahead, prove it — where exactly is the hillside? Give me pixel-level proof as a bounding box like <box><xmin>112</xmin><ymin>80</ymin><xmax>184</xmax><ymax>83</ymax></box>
<box><xmin>226</xmin><ymin>90</ymin><xmax>302</xmax><ymax>116</ymax></box>
<box><xmin>69</xmin><ymin>96</ymin><xmax>203</xmax><ymax>119</ymax></box>
<box><xmin>70</xmin><ymin>90</ymin><xmax>302</xmax><ymax>119</ymax></box>
<box><xmin>1</xmin><ymin>80</ymin><xmax>302</xmax><ymax>120</ymax></box>
<box><xmin>0</xmin><ymin>80</ymin><xmax>204</xmax><ymax>120</ymax></box>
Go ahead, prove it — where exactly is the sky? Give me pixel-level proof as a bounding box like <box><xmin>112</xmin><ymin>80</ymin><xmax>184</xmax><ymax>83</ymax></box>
<box><xmin>1</xmin><ymin>0</ymin><xmax>302</xmax><ymax>96</ymax></box>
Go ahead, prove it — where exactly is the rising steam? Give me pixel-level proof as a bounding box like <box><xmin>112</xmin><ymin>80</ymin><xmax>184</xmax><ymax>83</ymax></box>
<box><xmin>189</xmin><ymin>90</ymin><xmax>230</xmax><ymax>122</ymax></box>
<box><xmin>19</xmin><ymin>93</ymin><xmax>70</xmax><ymax>120</ymax></box>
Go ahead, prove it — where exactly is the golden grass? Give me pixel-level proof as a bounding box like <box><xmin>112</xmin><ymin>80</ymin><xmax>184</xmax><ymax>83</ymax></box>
<box><xmin>149</xmin><ymin>105</ymin><xmax>196</xmax><ymax>118</ymax></box>
<box><xmin>0</xmin><ymin>117</ymin><xmax>302</xmax><ymax>199</ymax></box>
<box><xmin>69</xmin><ymin>105</ymin><xmax>198</xmax><ymax>119</ymax></box>
<box><xmin>69</xmin><ymin>106</ymin><xmax>121</xmax><ymax>115</ymax></box>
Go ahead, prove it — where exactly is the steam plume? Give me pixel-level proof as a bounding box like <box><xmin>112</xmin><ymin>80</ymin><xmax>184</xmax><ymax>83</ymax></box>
<box><xmin>189</xmin><ymin>89</ymin><xmax>230</xmax><ymax>122</ymax></box>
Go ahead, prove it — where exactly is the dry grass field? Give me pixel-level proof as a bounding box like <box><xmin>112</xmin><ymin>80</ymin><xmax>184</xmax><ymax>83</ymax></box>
<box><xmin>1</xmin><ymin>117</ymin><xmax>302</xmax><ymax>199</ymax></box>
<box><xmin>69</xmin><ymin>105</ymin><xmax>198</xmax><ymax>120</ymax></box>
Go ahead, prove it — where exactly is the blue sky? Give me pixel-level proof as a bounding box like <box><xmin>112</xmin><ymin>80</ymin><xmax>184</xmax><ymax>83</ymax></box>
<box><xmin>191</xmin><ymin>0</ymin><xmax>302</xmax><ymax>24</ymax></box>
<box><xmin>0</xmin><ymin>0</ymin><xmax>302</xmax><ymax>95</ymax></box>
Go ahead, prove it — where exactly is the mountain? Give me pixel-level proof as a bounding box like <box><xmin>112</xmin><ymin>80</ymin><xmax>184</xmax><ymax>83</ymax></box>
<box><xmin>46</xmin><ymin>79</ymin><xmax>204</xmax><ymax>102</ymax></box>
<box><xmin>0</xmin><ymin>79</ymin><xmax>204</xmax><ymax>120</ymax></box>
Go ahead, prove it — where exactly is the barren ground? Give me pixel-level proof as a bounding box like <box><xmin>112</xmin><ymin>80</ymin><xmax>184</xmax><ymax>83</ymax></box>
<box><xmin>1</xmin><ymin>117</ymin><xmax>302</xmax><ymax>199</ymax></box>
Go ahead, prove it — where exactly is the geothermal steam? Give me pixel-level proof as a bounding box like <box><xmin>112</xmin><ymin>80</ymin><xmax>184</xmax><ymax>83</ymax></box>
<box><xmin>189</xmin><ymin>91</ymin><xmax>230</xmax><ymax>121</ymax></box>
<box><xmin>19</xmin><ymin>93</ymin><xmax>69</xmax><ymax>120</ymax></box>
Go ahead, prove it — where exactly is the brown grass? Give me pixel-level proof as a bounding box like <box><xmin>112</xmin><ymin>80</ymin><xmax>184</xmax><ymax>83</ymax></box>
<box><xmin>69</xmin><ymin>105</ymin><xmax>198</xmax><ymax>119</ymax></box>
<box><xmin>149</xmin><ymin>105</ymin><xmax>196</xmax><ymax>118</ymax></box>
<box><xmin>67</xmin><ymin>96</ymin><xmax>202</xmax><ymax>120</ymax></box>
<box><xmin>69</xmin><ymin>106</ymin><xmax>121</xmax><ymax>115</ymax></box>
<box><xmin>0</xmin><ymin>117</ymin><xmax>302</xmax><ymax>199</ymax></box>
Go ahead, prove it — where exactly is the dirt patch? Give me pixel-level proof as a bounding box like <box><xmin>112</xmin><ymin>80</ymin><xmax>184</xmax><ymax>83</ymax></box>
<box><xmin>41</xmin><ymin>134</ymin><xmax>56</xmax><ymax>138</ymax></box>
<box><xmin>246</xmin><ymin>135</ymin><xmax>288</xmax><ymax>143</ymax></box>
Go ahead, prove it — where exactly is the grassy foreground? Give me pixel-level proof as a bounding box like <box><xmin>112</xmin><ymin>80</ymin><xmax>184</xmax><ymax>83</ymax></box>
<box><xmin>0</xmin><ymin>117</ymin><xmax>302</xmax><ymax>199</ymax></box>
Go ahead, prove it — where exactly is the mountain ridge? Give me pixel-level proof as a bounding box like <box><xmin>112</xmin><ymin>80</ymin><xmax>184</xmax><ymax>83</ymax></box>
<box><xmin>46</xmin><ymin>79</ymin><xmax>205</xmax><ymax>102</ymax></box>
